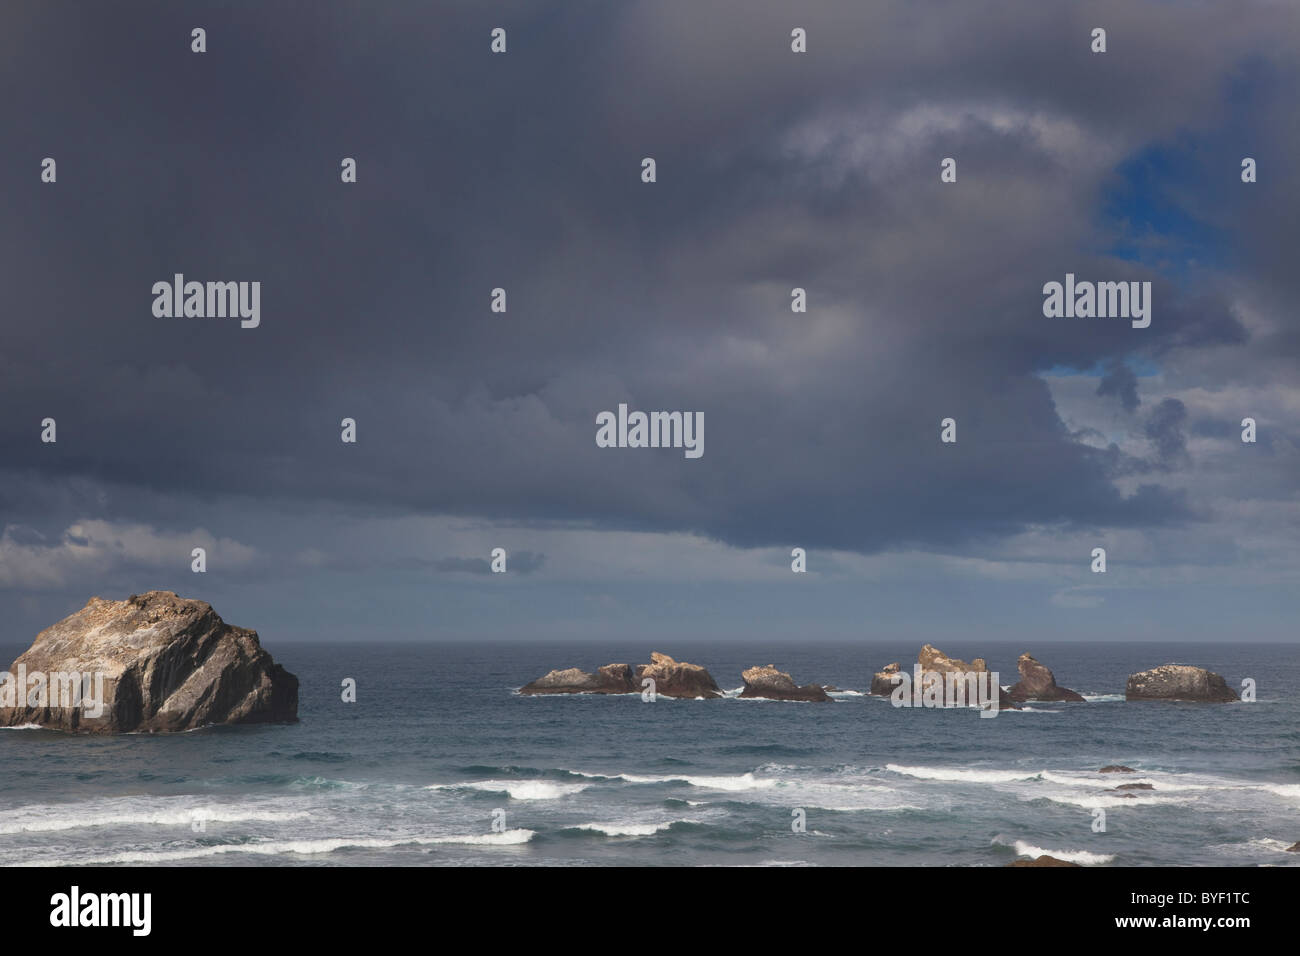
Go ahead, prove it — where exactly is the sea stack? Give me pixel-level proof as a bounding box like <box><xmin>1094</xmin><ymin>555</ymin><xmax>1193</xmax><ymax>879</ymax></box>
<box><xmin>1125</xmin><ymin>664</ymin><xmax>1238</xmax><ymax>702</ymax></box>
<box><xmin>521</xmin><ymin>651</ymin><xmax>722</xmax><ymax>699</ymax></box>
<box><xmin>738</xmin><ymin>665</ymin><xmax>832</xmax><ymax>702</ymax></box>
<box><xmin>0</xmin><ymin>590</ymin><xmax>298</xmax><ymax>734</ymax></box>
<box><xmin>870</xmin><ymin>662</ymin><xmax>903</xmax><ymax>696</ymax></box>
<box><xmin>917</xmin><ymin>644</ymin><xmax>1019</xmax><ymax>710</ymax></box>
<box><xmin>518</xmin><ymin>663</ymin><xmax>636</xmax><ymax>695</ymax></box>
<box><xmin>1006</xmin><ymin>653</ymin><xmax>1085</xmax><ymax>702</ymax></box>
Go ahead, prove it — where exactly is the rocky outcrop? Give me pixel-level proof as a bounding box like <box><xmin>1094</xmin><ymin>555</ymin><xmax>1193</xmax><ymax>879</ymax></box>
<box><xmin>1110</xmin><ymin>783</ymin><xmax>1154</xmax><ymax>791</ymax></box>
<box><xmin>1286</xmin><ymin>842</ymin><xmax>1300</xmax><ymax>853</ymax></box>
<box><xmin>1007</xmin><ymin>855</ymin><xmax>1082</xmax><ymax>867</ymax></box>
<box><xmin>916</xmin><ymin>644</ymin><xmax>1018</xmax><ymax>710</ymax></box>
<box><xmin>1125</xmin><ymin>664</ymin><xmax>1238</xmax><ymax>702</ymax></box>
<box><xmin>739</xmin><ymin>665</ymin><xmax>831</xmax><ymax>702</ymax></box>
<box><xmin>870</xmin><ymin>662</ymin><xmax>902</xmax><ymax>696</ymax></box>
<box><xmin>520</xmin><ymin>652</ymin><xmax>722</xmax><ymax>699</ymax></box>
<box><xmin>1099</xmin><ymin>765</ymin><xmax>1136</xmax><ymax>773</ymax></box>
<box><xmin>519</xmin><ymin>664</ymin><xmax>635</xmax><ymax>695</ymax></box>
<box><xmin>635</xmin><ymin>652</ymin><xmax>723</xmax><ymax>699</ymax></box>
<box><xmin>0</xmin><ymin>591</ymin><xmax>297</xmax><ymax>734</ymax></box>
<box><xmin>1006</xmin><ymin>653</ymin><xmax>1084</xmax><ymax>702</ymax></box>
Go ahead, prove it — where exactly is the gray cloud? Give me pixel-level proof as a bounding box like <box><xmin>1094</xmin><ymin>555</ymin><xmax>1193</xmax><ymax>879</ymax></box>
<box><xmin>0</xmin><ymin>1</ymin><xmax>1295</xmax><ymax>640</ymax></box>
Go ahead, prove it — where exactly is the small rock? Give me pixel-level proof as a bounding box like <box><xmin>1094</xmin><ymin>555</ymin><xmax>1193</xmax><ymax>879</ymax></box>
<box><xmin>1007</xmin><ymin>855</ymin><xmax>1082</xmax><ymax>867</ymax></box>
<box><xmin>870</xmin><ymin>662</ymin><xmax>903</xmax><ymax>696</ymax></box>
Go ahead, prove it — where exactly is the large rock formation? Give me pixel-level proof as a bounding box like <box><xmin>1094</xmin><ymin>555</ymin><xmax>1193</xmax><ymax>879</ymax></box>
<box><xmin>0</xmin><ymin>591</ymin><xmax>298</xmax><ymax>734</ymax></box>
<box><xmin>1006</xmin><ymin>653</ymin><xmax>1085</xmax><ymax>702</ymax></box>
<box><xmin>520</xmin><ymin>652</ymin><xmax>722</xmax><ymax>699</ymax></box>
<box><xmin>739</xmin><ymin>665</ymin><xmax>831</xmax><ymax>702</ymax></box>
<box><xmin>916</xmin><ymin>644</ymin><xmax>1018</xmax><ymax>710</ymax></box>
<box><xmin>1125</xmin><ymin>664</ymin><xmax>1238</xmax><ymax>702</ymax></box>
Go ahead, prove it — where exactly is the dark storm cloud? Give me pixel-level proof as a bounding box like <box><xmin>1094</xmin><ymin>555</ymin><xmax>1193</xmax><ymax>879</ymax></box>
<box><xmin>0</xmin><ymin>0</ymin><xmax>1294</xmax><ymax>569</ymax></box>
<box><xmin>1144</xmin><ymin>398</ymin><xmax>1189</xmax><ymax>467</ymax></box>
<box><xmin>1097</xmin><ymin>361</ymin><xmax>1141</xmax><ymax>412</ymax></box>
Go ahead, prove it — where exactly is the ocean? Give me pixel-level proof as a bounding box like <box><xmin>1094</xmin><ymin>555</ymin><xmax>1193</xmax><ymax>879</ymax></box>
<box><xmin>2</xmin><ymin>641</ymin><xmax>1297</xmax><ymax>867</ymax></box>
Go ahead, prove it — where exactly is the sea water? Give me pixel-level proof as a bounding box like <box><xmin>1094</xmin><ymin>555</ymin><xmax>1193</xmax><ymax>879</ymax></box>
<box><xmin>2</xmin><ymin>641</ymin><xmax>1296</xmax><ymax>867</ymax></box>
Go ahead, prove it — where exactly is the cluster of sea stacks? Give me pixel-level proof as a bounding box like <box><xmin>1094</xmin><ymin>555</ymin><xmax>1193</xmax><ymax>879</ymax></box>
<box><xmin>522</xmin><ymin>643</ymin><xmax>1242</xmax><ymax>705</ymax></box>
<box><xmin>518</xmin><ymin>652</ymin><xmax>833</xmax><ymax>702</ymax></box>
<box><xmin>871</xmin><ymin>644</ymin><xmax>1239</xmax><ymax>705</ymax></box>
<box><xmin>0</xmin><ymin>590</ymin><xmax>1242</xmax><ymax>738</ymax></box>
<box><xmin>0</xmin><ymin>591</ymin><xmax>298</xmax><ymax>734</ymax></box>
<box><xmin>522</xmin><ymin>652</ymin><xmax>839</xmax><ymax>701</ymax></box>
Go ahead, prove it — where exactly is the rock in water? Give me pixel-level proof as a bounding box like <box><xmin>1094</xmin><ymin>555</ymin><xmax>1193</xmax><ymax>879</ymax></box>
<box><xmin>1006</xmin><ymin>653</ymin><xmax>1085</xmax><ymax>702</ymax></box>
<box><xmin>1007</xmin><ymin>855</ymin><xmax>1082</xmax><ymax>867</ymax></box>
<box><xmin>520</xmin><ymin>652</ymin><xmax>722</xmax><ymax>699</ymax></box>
<box><xmin>0</xmin><ymin>591</ymin><xmax>298</xmax><ymax>734</ymax></box>
<box><xmin>634</xmin><ymin>652</ymin><xmax>723</xmax><ymax>699</ymax></box>
<box><xmin>1099</xmin><ymin>765</ymin><xmax>1136</xmax><ymax>773</ymax></box>
<box><xmin>916</xmin><ymin>644</ymin><xmax>1019</xmax><ymax>710</ymax></box>
<box><xmin>739</xmin><ymin>665</ymin><xmax>831</xmax><ymax>702</ymax></box>
<box><xmin>519</xmin><ymin>664</ymin><xmax>636</xmax><ymax>695</ymax></box>
<box><xmin>870</xmin><ymin>662</ymin><xmax>902</xmax><ymax>696</ymax></box>
<box><xmin>1125</xmin><ymin>664</ymin><xmax>1238</xmax><ymax>702</ymax></box>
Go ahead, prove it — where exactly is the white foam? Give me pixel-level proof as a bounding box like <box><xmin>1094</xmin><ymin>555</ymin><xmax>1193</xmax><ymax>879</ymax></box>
<box><xmin>569</xmin><ymin>820</ymin><xmax>682</xmax><ymax>836</ymax></box>
<box><xmin>1029</xmin><ymin>792</ymin><xmax>1192</xmax><ymax>810</ymax></box>
<box><xmin>1009</xmin><ymin>839</ymin><xmax>1114</xmax><ymax>865</ymax></box>
<box><xmin>0</xmin><ymin>796</ymin><xmax>310</xmax><ymax>835</ymax></box>
<box><xmin>0</xmin><ymin>807</ymin><xmax>310</xmax><ymax>835</ymax></box>
<box><xmin>1257</xmin><ymin>783</ymin><xmax>1300</xmax><ymax>800</ymax></box>
<box><xmin>1040</xmin><ymin>771</ymin><xmax>1127</xmax><ymax>789</ymax></box>
<box><xmin>427</xmin><ymin>780</ymin><xmax>589</xmax><ymax>800</ymax></box>
<box><xmin>1243</xmin><ymin>837</ymin><xmax>1297</xmax><ymax>853</ymax></box>
<box><xmin>19</xmin><ymin>830</ymin><xmax>536</xmax><ymax>865</ymax></box>
<box><xmin>618</xmin><ymin>772</ymin><xmax>778</xmax><ymax>791</ymax></box>
<box><xmin>424</xmin><ymin>829</ymin><xmax>535</xmax><ymax>845</ymax></box>
<box><xmin>0</xmin><ymin>723</ymin><xmax>44</xmax><ymax>731</ymax></box>
<box><xmin>887</xmin><ymin>764</ymin><xmax>1041</xmax><ymax>784</ymax></box>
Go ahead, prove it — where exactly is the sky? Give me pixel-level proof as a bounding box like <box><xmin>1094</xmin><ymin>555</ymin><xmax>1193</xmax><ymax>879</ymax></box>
<box><xmin>0</xmin><ymin>1</ymin><xmax>1297</xmax><ymax>644</ymax></box>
